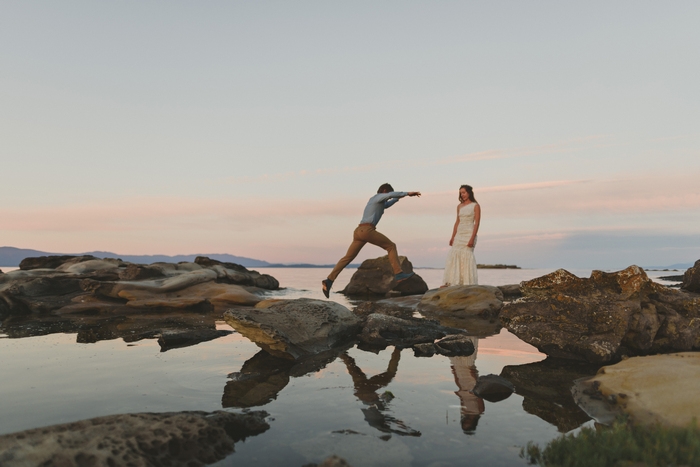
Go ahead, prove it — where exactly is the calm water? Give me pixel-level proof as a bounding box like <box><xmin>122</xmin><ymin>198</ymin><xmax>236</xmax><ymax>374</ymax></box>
<box><xmin>0</xmin><ymin>266</ymin><xmax>685</xmax><ymax>466</ymax></box>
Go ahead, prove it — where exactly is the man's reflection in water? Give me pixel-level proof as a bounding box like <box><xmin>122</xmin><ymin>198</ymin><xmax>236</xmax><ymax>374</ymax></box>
<box><xmin>449</xmin><ymin>336</ymin><xmax>484</xmax><ymax>434</ymax></box>
<box><xmin>340</xmin><ymin>347</ymin><xmax>421</xmax><ymax>438</ymax></box>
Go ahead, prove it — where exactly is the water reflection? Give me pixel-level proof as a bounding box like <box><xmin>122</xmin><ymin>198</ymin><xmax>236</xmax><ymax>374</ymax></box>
<box><xmin>501</xmin><ymin>357</ymin><xmax>598</xmax><ymax>432</ymax></box>
<box><xmin>0</xmin><ymin>309</ymin><xmax>231</xmax><ymax>352</ymax></box>
<box><xmin>448</xmin><ymin>336</ymin><xmax>485</xmax><ymax>434</ymax></box>
<box><xmin>340</xmin><ymin>348</ymin><xmax>421</xmax><ymax>438</ymax></box>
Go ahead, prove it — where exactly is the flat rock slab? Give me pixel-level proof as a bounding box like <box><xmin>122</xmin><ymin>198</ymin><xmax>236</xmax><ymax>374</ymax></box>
<box><xmin>224</xmin><ymin>298</ymin><xmax>362</xmax><ymax>360</ymax></box>
<box><xmin>573</xmin><ymin>352</ymin><xmax>700</xmax><ymax>427</ymax></box>
<box><xmin>418</xmin><ymin>285</ymin><xmax>503</xmax><ymax>317</ymax></box>
<box><xmin>358</xmin><ymin>313</ymin><xmax>465</xmax><ymax>349</ymax></box>
<box><xmin>0</xmin><ymin>410</ymin><xmax>269</xmax><ymax>467</ymax></box>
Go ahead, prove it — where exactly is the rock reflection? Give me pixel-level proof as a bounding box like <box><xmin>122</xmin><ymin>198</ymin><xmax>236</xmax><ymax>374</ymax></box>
<box><xmin>222</xmin><ymin>345</ymin><xmax>351</xmax><ymax>409</ymax></box>
<box><xmin>500</xmin><ymin>358</ymin><xmax>599</xmax><ymax>432</ymax></box>
<box><xmin>340</xmin><ymin>348</ymin><xmax>421</xmax><ymax>437</ymax></box>
<box><xmin>448</xmin><ymin>336</ymin><xmax>485</xmax><ymax>434</ymax></box>
<box><xmin>0</xmin><ymin>309</ymin><xmax>231</xmax><ymax>351</ymax></box>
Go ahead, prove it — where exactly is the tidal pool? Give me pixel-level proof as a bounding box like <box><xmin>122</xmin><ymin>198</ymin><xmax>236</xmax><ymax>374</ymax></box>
<box><xmin>0</xmin><ymin>267</ymin><xmax>681</xmax><ymax>466</ymax></box>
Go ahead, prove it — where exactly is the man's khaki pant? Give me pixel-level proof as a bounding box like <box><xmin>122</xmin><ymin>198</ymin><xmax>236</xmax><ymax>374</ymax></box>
<box><xmin>328</xmin><ymin>224</ymin><xmax>402</xmax><ymax>281</ymax></box>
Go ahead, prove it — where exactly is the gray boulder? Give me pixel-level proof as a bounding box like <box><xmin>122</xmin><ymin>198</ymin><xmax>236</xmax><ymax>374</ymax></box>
<box><xmin>341</xmin><ymin>256</ymin><xmax>428</xmax><ymax>297</ymax></box>
<box><xmin>223</xmin><ymin>298</ymin><xmax>362</xmax><ymax>360</ymax></box>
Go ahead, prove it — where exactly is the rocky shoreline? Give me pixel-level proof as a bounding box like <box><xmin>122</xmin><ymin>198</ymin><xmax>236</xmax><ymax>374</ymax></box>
<box><xmin>1</xmin><ymin>254</ymin><xmax>699</xmax><ymax>465</ymax></box>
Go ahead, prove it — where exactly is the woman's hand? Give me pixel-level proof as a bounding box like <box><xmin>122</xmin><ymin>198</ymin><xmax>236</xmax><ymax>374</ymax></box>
<box><xmin>449</xmin><ymin>238</ymin><xmax>454</xmax><ymax>246</ymax></box>
<box><xmin>467</xmin><ymin>239</ymin><xmax>475</xmax><ymax>248</ymax></box>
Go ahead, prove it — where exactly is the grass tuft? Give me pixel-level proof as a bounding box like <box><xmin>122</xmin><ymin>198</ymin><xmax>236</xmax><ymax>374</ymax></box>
<box><xmin>521</xmin><ymin>417</ymin><xmax>700</xmax><ymax>466</ymax></box>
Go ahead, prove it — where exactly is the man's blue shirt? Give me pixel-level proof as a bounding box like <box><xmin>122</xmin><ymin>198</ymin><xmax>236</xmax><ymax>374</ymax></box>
<box><xmin>359</xmin><ymin>191</ymin><xmax>408</xmax><ymax>226</ymax></box>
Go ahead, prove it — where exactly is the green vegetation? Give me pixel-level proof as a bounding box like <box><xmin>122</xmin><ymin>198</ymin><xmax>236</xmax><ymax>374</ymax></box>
<box><xmin>522</xmin><ymin>418</ymin><xmax>700</xmax><ymax>467</ymax></box>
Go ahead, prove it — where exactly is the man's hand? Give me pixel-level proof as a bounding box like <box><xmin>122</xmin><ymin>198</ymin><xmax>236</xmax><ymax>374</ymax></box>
<box><xmin>408</xmin><ymin>192</ymin><xmax>421</xmax><ymax>197</ymax></box>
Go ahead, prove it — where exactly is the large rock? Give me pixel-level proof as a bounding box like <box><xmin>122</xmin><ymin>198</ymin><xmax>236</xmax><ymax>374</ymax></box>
<box><xmin>573</xmin><ymin>352</ymin><xmax>700</xmax><ymax>427</ymax></box>
<box><xmin>223</xmin><ymin>298</ymin><xmax>362</xmax><ymax>360</ymax></box>
<box><xmin>418</xmin><ymin>285</ymin><xmax>504</xmax><ymax>318</ymax></box>
<box><xmin>0</xmin><ymin>410</ymin><xmax>269</xmax><ymax>467</ymax></box>
<box><xmin>500</xmin><ymin>266</ymin><xmax>700</xmax><ymax>363</ymax></box>
<box><xmin>1</xmin><ymin>256</ymin><xmax>278</xmax><ymax>318</ymax></box>
<box><xmin>340</xmin><ymin>256</ymin><xmax>428</xmax><ymax>296</ymax></box>
<box><xmin>681</xmin><ymin>259</ymin><xmax>700</xmax><ymax>293</ymax></box>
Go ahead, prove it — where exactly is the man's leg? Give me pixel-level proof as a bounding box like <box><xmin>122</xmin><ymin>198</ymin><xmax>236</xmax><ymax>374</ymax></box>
<box><xmin>364</xmin><ymin>228</ymin><xmax>402</xmax><ymax>275</ymax></box>
<box><xmin>328</xmin><ymin>237</ymin><xmax>366</xmax><ymax>282</ymax></box>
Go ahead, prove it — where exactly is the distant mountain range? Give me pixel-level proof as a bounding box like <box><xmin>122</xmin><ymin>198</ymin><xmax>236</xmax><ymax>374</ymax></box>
<box><xmin>0</xmin><ymin>246</ymin><xmax>351</xmax><ymax>269</ymax></box>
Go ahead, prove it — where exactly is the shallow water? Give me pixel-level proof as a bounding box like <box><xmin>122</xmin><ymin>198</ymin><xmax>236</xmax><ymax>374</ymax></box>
<box><xmin>0</xmin><ymin>266</ymin><xmax>685</xmax><ymax>466</ymax></box>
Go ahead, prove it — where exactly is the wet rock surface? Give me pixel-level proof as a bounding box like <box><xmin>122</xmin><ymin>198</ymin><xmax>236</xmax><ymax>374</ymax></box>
<box><xmin>681</xmin><ymin>259</ymin><xmax>700</xmax><ymax>293</ymax></box>
<box><xmin>357</xmin><ymin>313</ymin><xmax>465</xmax><ymax>350</ymax></box>
<box><xmin>0</xmin><ymin>410</ymin><xmax>269</xmax><ymax>467</ymax></box>
<box><xmin>572</xmin><ymin>352</ymin><xmax>700</xmax><ymax>427</ymax></box>
<box><xmin>500</xmin><ymin>266</ymin><xmax>700</xmax><ymax>363</ymax></box>
<box><xmin>340</xmin><ymin>256</ymin><xmax>428</xmax><ymax>297</ymax></box>
<box><xmin>500</xmin><ymin>358</ymin><xmax>598</xmax><ymax>432</ymax></box>
<box><xmin>223</xmin><ymin>298</ymin><xmax>362</xmax><ymax>360</ymax></box>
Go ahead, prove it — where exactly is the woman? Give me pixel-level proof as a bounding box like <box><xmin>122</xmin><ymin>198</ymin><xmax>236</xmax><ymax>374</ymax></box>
<box><xmin>443</xmin><ymin>184</ymin><xmax>481</xmax><ymax>286</ymax></box>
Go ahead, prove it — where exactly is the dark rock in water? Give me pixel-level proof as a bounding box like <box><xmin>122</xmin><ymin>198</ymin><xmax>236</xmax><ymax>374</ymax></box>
<box><xmin>472</xmin><ymin>374</ymin><xmax>514</xmax><ymax>402</ymax></box>
<box><xmin>500</xmin><ymin>266</ymin><xmax>700</xmax><ymax>363</ymax></box>
<box><xmin>224</xmin><ymin>298</ymin><xmax>361</xmax><ymax>360</ymax></box>
<box><xmin>0</xmin><ymin>410</ymin><xmax>269</xmax><ymax>467</ymax></box>
<box><xmin>358</xmin><ymin>313</ymin><xmax>465</xmax><ymax>350</ymax></box>
<box><xmin>682</xmin><ymin>259</ymin><xmax>700</xmax><ymax>293</ymax></box>
<box><xmin>658</xmin><ymin>274</ymin><xmax>684</xmax><ymax>282</ymax></box>
<box><xmin>341</xmin><ymin>256</ymin><xmax>428</xmax><ymax>297</ymax></box>
<box><xmin>500</xmin><ymin>358</ymin><xmax>599</xmax><ymax>432</ymax></box>
<box><xmin>19</xmin><ymin>255</ymin><xmax>98</xmax><ymax>270</ymax></box>
<box><xmin>433</xmin><ymin>334</ymin><xmax>475</xmax><ymax>357</ymax></box>
<box><xmin>157</xmin><ymin>329</ymin><xmax>233</xmax><ymax>352</ymax></box>
<box><xmin>497</xmin><ymin>283</ymin><xmax>522</xmax><ymax>300</ymax></box>
<box><xmin>412</xmin><ymin>343</ymin><xmax>436</xmax><ymax>357</ymax></box>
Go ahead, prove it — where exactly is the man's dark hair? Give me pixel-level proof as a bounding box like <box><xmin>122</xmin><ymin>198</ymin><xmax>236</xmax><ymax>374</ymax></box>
<box><xmin>377</xmin><ymin>183</ymin><xmax>394</xmax><ymax>193</ymax></box>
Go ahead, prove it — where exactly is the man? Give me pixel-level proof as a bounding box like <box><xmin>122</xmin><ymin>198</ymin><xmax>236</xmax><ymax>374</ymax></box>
<box><xmin>322</xmin><ymin>183</ymin><xmax>421</xmax><ymax>298</ymax></box>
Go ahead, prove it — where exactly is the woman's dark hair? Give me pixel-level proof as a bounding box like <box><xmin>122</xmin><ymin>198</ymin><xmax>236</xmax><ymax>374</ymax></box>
<box><xmin>459</xmin><ymin>185</ymin><xmax>476</xmax><ymax>203</ymax></box>
<box><xmin>377</xmin><ymin>183</ymin><xmax>394</xmax><ymax>193</ymax></box>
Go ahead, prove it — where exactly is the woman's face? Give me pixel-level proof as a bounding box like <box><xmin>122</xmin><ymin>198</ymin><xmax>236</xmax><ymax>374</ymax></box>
<box><xmin>459</xmin><ymin>187</ymin><xmax>468</xmax><ymax>202</ymax></box>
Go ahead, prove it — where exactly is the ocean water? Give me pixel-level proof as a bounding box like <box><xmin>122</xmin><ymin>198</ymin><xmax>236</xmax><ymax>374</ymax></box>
<box><xmin>0</xmin><ymin>266</ymin><xmax>686</xmax><ymax>466</ymax></box>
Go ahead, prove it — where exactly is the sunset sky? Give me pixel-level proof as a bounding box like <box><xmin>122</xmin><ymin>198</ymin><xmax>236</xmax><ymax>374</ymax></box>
<box><xmin>2</xmin><ymin>2</ymin><xmax>699</xmax><ymax>269</ymax></box>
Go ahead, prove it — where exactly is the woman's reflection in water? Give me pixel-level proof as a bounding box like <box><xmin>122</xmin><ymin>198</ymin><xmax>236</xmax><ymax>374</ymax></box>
<box><xmin>449</xmin><ymin>336</ymin><xmax>484</xmax><ymax>434</ymax></box>
<box><xmin>340</xmin><ymin>347</ymin><xmax>421</xmax><ymax>438</ymax></box>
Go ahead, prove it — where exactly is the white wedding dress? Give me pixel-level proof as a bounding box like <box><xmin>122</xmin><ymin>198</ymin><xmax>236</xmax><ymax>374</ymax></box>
<box><xmin>443</xmin><ymin>202</ymin><xmax>478</xmax><ymax>286</ymax></box>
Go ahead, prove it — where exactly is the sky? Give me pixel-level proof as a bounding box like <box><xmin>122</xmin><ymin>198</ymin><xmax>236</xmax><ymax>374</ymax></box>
<box><xmin>1</xmin><ymin>1</ymin><xmax>699</xmax><ymax>269</ymax></box>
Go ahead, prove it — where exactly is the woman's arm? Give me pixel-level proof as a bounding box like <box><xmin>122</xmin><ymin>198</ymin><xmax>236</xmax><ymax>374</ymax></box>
<box><xmin>468</xmin><ymin>204</ymin><xmax>481</xmax><ymax>248</ymax></box>
<box><xmin>449</xmin><ymin>205</ymin><xmax>460</xmax><ymax>246</ymax></box>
